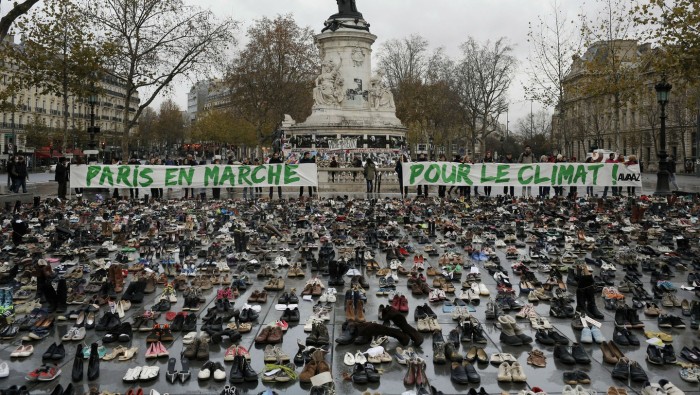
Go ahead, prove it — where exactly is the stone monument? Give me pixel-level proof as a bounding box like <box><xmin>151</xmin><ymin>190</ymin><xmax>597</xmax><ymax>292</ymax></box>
<box><xmin>284</xmin><ymin>0</ymin><xmax>407</xmax><ymax>158</ymax></box>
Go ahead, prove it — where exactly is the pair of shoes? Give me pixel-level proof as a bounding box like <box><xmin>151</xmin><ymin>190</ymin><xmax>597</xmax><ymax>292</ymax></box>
<box><xmin>611</xmin><ymin>357</ymin><xmax>648</xmax><ymax>382</ymax></box>
<box><xmin>563</xmin><ymin>370</ymin><xmax>591</xmax><ymax>384</ymax></box>
<box><xmin>165</xmin><ymin>358</ymin><xmax>190</xmax><ymax>384</ymax></box>
<box><xmin>122</xmin><ymin>366</ymin><xmax>160</xmax><ymax>383</ymax></box>
<box><xmin>496</xmin><ymin>362</ymin><xmax>526</xmax><ymax>382</ymax></box>
<box><xmin>145</xmin><ymin>341</ymin><xmax>169</xmax><ymax>359</ymax></box>
<box><xmin>450</xmin><ymin>361</ymin><xmax>480</xmax><ymax>384</ymax></box>
<box><xmin>554</xmin><ymin>343</ymin><xmax>590</xmax><ymax>365</ymax></box>
<box><xmin>26</xmin><ymin>364</ymin><xmax>62</xmax><ymax>381</ymax></box>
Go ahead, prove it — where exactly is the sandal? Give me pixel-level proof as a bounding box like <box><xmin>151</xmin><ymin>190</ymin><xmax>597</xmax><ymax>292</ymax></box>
<box><xmin>118</xmin><ymin>347</ymin><xmax>138</xmax><ymax>361</ymax></box>
<box><xmin>103</xmin><ymin>346</ymin><xmax>127</xmax><ymax>361</ymax></box>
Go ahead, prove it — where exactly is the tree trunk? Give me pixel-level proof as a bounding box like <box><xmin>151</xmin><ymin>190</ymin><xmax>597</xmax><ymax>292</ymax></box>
<box><xmin>122</xmin><ymin>93</ymin><xmax>132</xmax><ymax>162</ymax></box>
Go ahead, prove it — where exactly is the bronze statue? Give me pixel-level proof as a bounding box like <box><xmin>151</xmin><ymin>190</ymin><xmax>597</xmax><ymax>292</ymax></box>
<box><xmin>331</xmin><ymin>0</ymin><xmax>363</xmax><ymax>19</ymax></box>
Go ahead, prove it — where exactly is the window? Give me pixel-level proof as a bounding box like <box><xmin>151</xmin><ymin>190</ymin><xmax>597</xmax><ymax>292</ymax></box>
<box><xmin>693</xmin><ymin>132</ymin><xmax>697</xmax><ymax>158</ymax></box>
<box><xmin>672</xmin><ymin>146</ymin><xmax>677</xmax><ymax>158</ymax></box>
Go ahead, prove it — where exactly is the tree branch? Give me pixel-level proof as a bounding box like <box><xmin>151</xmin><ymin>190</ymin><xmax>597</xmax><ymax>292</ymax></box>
<box><xmin>0</xmin><ymin>0</ymin><xmax>41</xmax><ymax>42</ymax></box>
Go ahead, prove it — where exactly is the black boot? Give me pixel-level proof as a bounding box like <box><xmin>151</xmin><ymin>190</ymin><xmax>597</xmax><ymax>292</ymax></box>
<box><xmin>56</xmin><ymin>278</ymin><xmax>68</xmax><ymax>313</ymax></box>
<box><xmin>43</xmin><ymin>283</ymin><xmax>58</xmax><ymax>313</ymax></box>
<box><xmin>87</xmin><ymin>342</ymin><xmax>100</xmax><ymax>380</ymax></box>
<box><xmin>579</xmin><ymin>275</ymin><xmax>604</xmax><ymax>319</ymax></box>
<box><xmin>72</xmin><ymin>344</ymin><xmax>84</xmax><ymax>382</ymax></box>
<box><xmin>352</xmin><ymin>322</ymin><xmax>411</xmax><ymax>346</ymax></box>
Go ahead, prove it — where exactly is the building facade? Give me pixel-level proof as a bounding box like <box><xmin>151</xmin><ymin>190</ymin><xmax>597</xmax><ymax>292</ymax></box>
<box><xmin>0</xmin><ymin>34</ymin><xmax>140</xmax><ymax>157</ymax></box>
<box><xmin>555</xmin><ymin>39</ymin><xmax>699</xmax><ymax>172</ymax></box>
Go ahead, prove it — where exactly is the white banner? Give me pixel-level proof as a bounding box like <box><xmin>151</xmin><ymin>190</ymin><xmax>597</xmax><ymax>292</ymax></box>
<box><xmin>70</xmin><ymin>164</ymin><xmax>318</xmax><ymax>189</ymax></box>
<box><xmin>402</xmin><ymin>162</ymin><xmax>642</xmax><ymax>187</ymax></box>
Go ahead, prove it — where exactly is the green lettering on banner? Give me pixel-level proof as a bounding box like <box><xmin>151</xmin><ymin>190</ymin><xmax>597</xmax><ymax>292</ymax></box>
<box><xmin>220</xmin><ymin>166</ymin><xmax>236</xmax><ymax>186</ymax></box>
<box><xmin>238</xmin><ymin>166</ymin><xmax>252</xmax><ymax>185</ymax></box>
<box><xmin>284</xmin><ymin>165</ymin><xmax>300</xmax><ymax>184</ymax></box>
<box><xmin>131</xmin><ymin>166</ymin><xmax>140</xmax><ymax>187</ymax></box>
<box><xmin>425</xmin><ymin>164</ymin><xmax>440</xmax><ymax>183</ymax></box>
<box><xmin>495</xmin><ymin>165</ymin><xmax>510</xmax><ymax>183</ymax></box>
<box><xmin>252</xmin><ymin>166</ymin><xmax>266</xmax><ymax>184</ymax></box>
<box><xmin>441</xmin><ymin>164</ymin><xmax>456</xmax><ymax>184</ymax></box>
<box><xmin>116</xmin><ymin>166</ymin><xmax>132</xmax><ymax>187</ymax></box>
<box><xmin>518</xmin><ymin>165</ymin><xmax>533</xmax><ymax>184</ymax></box>
<box><xmin>165</xmin><ymin>169</ymin><xmax>178</xmax><ymax>186</ymax></box>
<box><xmin>573</xmin><ymin>165</ymin><xmax>587</xmax><ymax>184</ymax></box>
<box><xmin>551</xmin><ymin>166</ymin><xmax>558</xmax><ymax>185</ymax></box>
<box><xmin>100</xmin><ymin>166</ymin><xmax>115</xmax><ymax>186</ymax></box>
<box><xmin>612</xmin><ymin>164</ymin><xmax>618</xmax><ymax>186</ymax></box>
<box><xmin>558</xmin><ymin>165</ymin><xmax>575</xmax><ymax>185</ymax></box>
<box><xmin>456</xmin><ymin>164</ymin><xmax>473</xmax><ymax>185</ymax></box>
<box><xmin>409</xmin><ymin>164</ymin><xmax>425</xmax><ymax>184</ymax></box>
<box><xmin>178</xmin><ymin>168</ymin><xmax>194</xmax><ymax>186</ymax></box>
<box><xmin>588</xmin><ymin>164</ymin><xmax>604</xmax><ymax>185</ymax></box>
<box><xmin>139</xmin><ymin>168</ymin><xmax>153</xmax><ymax>187</ymax></box>
<box><xmin>204</xmin><ymin>167</ymin><xmax>220</xmax><ymax>187</ymax></box>
<box><xmin>86</xmin><ymin>166</ymin><xmax>101</xmax><ymax>186</ymax></box>
<box><xmin>480</xmin><ymin>165</ymin><xmax>496</xmax><ymax>183</ymax></box>
<box><xmin>268</xmin><ymin>164</ymin><xmax>282</xmax><ymax>185</ymax></box>
<box><xmin>534</xmin><ymin>165</ymin><xmax>550</xmax><ymax>184</ymax></box>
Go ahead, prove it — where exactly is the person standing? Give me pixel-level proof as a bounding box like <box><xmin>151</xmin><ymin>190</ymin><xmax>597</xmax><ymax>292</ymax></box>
<box><xmin>395</xmin><ymin>155</ymin><xmax>409</xmax><ymax>198</ymax></box>
<box><xmin>625</xmin><ymin>155</ymin><xmax>638</xmax><ymax>196</ymax></box>
<box><xmin>501</xmin><ymin>152</ymin><xmax>515</xmax><ymax>197</ymax></box>
<box><xmin>329</xmin><ymin>156</ymin><xmax>339</xmax><ymax>183</ymax></box>
<box><xmin>602</xmin><ymin>153</ymin><xmax>618</xmax><ymax>198</ymax></box>
<box><xmin>482</xmin><ymin>151</ymin><xmax>494</xmax><ymax>197</ymax></box>
<box><xmin>351</xmin><ymin>156</ymin><xmax>362</xmax><ymax>182</ymax></box>
<box><xmin>518</xmin><ymin>145</ymin><xmax>534</xmax><ymax>198</ymax></box>
<box><xmin>55</xmin><ymin>157</ymin><xmax>69</xmax><ymax>199</ymax></box>
<box><xmin>212</xmin><ymin>158</ymin><xmax>221</xmax><ymax>200</ymax></box>
<box><xmin>110</xmin><ymin>158</ymin><xmax>121</xmax><ymax>200</ymax></box>
<box><xmin>183</xmin><ymin>154</ymin><xmax>196</xmax><ymax>199</ymax></box>
<box><xmin>128</xmin><ymin>156</ymin><xmax>140</xmax><ymax>200</ymax></box>
<box><xmin>74</xmin><ymin>157</ymin><xmax>84</xmax><ymax>198</ymax></box>
<box><xmin>539</xmin><ymin>155</ymin><xmax>550</xmax><ymax>198</ymax></box>
<box><xmin>669</xmin><ymin>156</ymin><xmax>679</xmax><ymax>191</ymax></box>
<box><xmin>12</xmin><ymin>156</ymin><xmax>28</xmax><ymax>193</ymax></box>
<box><xmin>6</xmin><ymin>156</ymin><xmax>15</xmax><ymax>189</ymax></box>
<box><xmin>299</xmin><ymin>152</ymin><xmax>315</xmax><ymax>198</ymax></box>
<box><xmin>241</xmin><ymin>157</ymin><xmax>251</xmax><ymax>201</ymax></box>
<box><xmin>268</xmin><ymin>152</ymin><xmax>283</xmax><ymax>200</ymax></box>
<box><xmin>437</xmin><ymin>154</ymin><xmax>447</xmax><ymax>198</ymax></box>
<box><xmin>553</xmin><ymin>154</ymin><xmax>565</xmax><ymax>197</ymax></box>
<box><xmin>584</xmin><ymin>156</ymin><xmax>595</xmax><ymax>197</ymax></box>
<box><xmin>460</xmin><ymin>154</ymin><xmax>472</xmax><ymax>199</ymax></box>
<box><xmin>416</xmin><ymin>153</ymin><xmax>428</xmax><ymax>197</ymax></box>
<box><xmin>363</xmin><ymin>157</ymin><xmax>377</xmax><ymax>193</ymax></box>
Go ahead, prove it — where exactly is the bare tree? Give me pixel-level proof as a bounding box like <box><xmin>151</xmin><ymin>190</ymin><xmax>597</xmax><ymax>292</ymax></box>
<box><xmin>459</xmin><ymin>37</ymin><xmax>517</xmax><ymax>154</ymax></box>
<box><xmin>525</xmin><ymin>0</ymin><xmax>581</xmax><ymax>156</ymax></box>
<box><xmin>0</xmin><ymin>0</ymin><xmax>40</xmax><ymax>42</ymax></box>
<box><xmin>377</xmin><ymin>34</ymin><xmax>430</xmax><ymax>89</ymax></box>
<box><xmin>84</xmin><ymin>0</ymin><xmax>237</xmax><ymax>160</ymax></box>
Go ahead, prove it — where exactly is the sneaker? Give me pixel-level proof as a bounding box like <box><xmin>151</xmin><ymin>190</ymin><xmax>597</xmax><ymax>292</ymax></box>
<box><xmin>37</xmin><ymin>365</ymin><xmax>62</xmax><ymax>381</ymax></box>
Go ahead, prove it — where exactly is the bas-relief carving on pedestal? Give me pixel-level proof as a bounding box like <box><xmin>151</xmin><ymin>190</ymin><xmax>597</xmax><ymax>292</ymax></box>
<box><xmin>369</xmin><ymin>70</ymin><xmax>395</xmax><ymax>110</ymax></box>
<box><xmin>313</xmin><ymin>55</ymin><xmax>345</xmax><ymax>108</ymax></box>
<box><xmin>351</xmin><ymin>47</ymin><xmax>365</xmax><ymax>67</ymax></box>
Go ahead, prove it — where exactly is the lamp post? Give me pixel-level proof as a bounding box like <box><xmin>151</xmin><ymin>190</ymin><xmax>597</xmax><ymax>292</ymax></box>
<box><xmin>87</xmin><ymin>81</ymin><xmax>99</xmax><ymax>163</ymax></box>
<box><xmin>653</xmin><ymin>75</ymin><xmax>672</xmax><ymax>196</ymax></box>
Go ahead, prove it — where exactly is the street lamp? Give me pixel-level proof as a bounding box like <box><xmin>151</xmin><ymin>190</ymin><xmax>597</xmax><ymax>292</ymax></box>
<box><xmin>428</xmin><ymin>136</ymin><xmax>434</xmax><ymax>161</ymax></box>
<box><xmin>653</xmin><ymin>75</ymin><xmax>672</xmax><ymax>196</ymax></box>
<box><xmin>87</xmin><ymin>80</ymin><xmax>100</xmax><ymax>162</ymax></box>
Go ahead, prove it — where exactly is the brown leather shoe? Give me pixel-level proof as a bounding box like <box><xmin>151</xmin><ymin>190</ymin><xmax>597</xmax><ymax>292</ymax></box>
<box><xmin>255</xmin><ymin>327</ymin><xmax>271</xmax><ymax>344</ymax></box>
<box><xmin>356</xmin><ymin>300</ymin><xmax>366</xmax><ymax>322</ymax></box>
<box><xmin>608</xmin><ymin>341</ymin><xmax>625</xmax><ymax>360</ymax></box>
<box><xmin>312</xmin><ymin>283</ymin><xmax>323</xmax><ymax>296</ymax></box>
<box><xmin>258</xmin><ymin>290</ymin><xmax>268</xmax><ymax>304</ymax></box>
<box><xmin>267</xmin><ymin>327</ymin><xmax>283</xmax><ymax>344</ymax></box>
<box><xmin>345</xmin><ymin>300</ymin><xmax>356</xmax><ymax>321</ymax></box>
<box><xmin>526</xmin><ymin>349</ymin><xmax>546</xmax><ymax>367</ymax></box>
<box><xmin>299</xmin><ymin>359</ymin><xmax>317</xmax><ymax>383</ymax></box>
<box><xmin>248</xmin><ymin>290</ymin><xmax>260</xmax><ymax>303</ymax></box>
<box><xmin>314</xmin><ymin>350</ymin><xmax>330</xmax><ymax>374</ymax></box>
<box><xmin>600</xmin><ymin>341</ymin><xmax>619</xmax><ymax>364</ymax></box>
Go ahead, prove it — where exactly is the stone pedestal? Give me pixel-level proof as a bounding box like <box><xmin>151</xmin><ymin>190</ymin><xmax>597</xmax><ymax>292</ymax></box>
<box><xmin>285</xmin><ymin>15</ymin><xmax>407</xmax><ymax>157</ymax></box>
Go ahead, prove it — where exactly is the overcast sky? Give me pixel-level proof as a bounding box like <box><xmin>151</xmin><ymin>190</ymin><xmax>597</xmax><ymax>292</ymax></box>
<box><xmin>165</xmin><ymin>0</ymin><xmax>600</xmax><ymax>130</ymax></box>
<box><xmin>2</xmin><ymin>0</ymin><xmax>615</xmax><ymax>130</ymax></box>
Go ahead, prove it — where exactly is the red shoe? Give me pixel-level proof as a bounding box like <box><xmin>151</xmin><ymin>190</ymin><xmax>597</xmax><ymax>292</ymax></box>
<box><xmin>38</xmin><ymin>365</ymin><xmax>61</xmax><ymax>381</ymax></box>
<box><xmin>391</xmin><ymin>295</ymin><xmax>401</xmax><ymax>310</ymax></box>
<box><xmin>399</xmin><ymin>295</ymin><xmax>409</xmax><ymax>313</ymax></box>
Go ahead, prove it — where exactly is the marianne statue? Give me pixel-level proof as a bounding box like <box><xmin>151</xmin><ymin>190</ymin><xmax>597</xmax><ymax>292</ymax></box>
<box><xmin>330</xmin><ymin>0</ymin><xmax>363</xmax><ymax>19</ymax></box>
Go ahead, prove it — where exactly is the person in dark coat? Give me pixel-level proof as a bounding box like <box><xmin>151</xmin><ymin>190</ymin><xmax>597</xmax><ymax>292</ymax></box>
<box><xmin>416</xmin><ymin>153</ymin><xmax>428</xmax><ymax>197</ymax></box>
<box><xmin>395</xmin><ymin>155</ymin><xmax>408</xmax><ymax>198</ymax></box>
<box><xmin>12</xmin><ymin>156</ymin><xmax>28</xmax><ymax>193</ymax></box>
<box><xmin>268</xmin><ymin>152</ymin><xmax>283</xmax><ymax>200</ymax></box>
<box><xmin>55</xmin><ymin>158</ymin><xmax>70</xmax><ymax>200</ymax></box>
<box><xmin>501</xmin><ymin>152</ymin><xmax>515</xmax><ymax>197</ymax></box>
<box><xmin>299</xmin><ymin>152</ymin><xmax>315</xmax><ymax>198</ymax></box>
